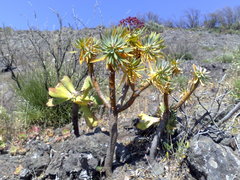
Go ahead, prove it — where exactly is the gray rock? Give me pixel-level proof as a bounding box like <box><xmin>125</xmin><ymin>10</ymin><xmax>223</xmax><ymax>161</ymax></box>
<box><xmin>37</xmin><ymin>142</ymin><xmax>51</xmax><ymax>152</ymax></box>
<box><xmin>19</xmin><ymin>169</ymin><xmax>31</xmax><ymax>180</ymax></box>
<box><xmin>12</xmin><ymin>142</ymin><xmax>52</xmax><ymax>179</ymax></box>
<box><xmin>204</xmin><ymin>126</ymin><xmax>237</xmax><ymax>150</ymax></box>
<box><xmin>187</xmin><ymin>135</ymin><xmax>240</xmax><ymax>180</ymax></box>
<box><xmin>0</xmin><ymin>154</ymin><xmax>25</xmax><ymax>180</ymax></box>
<box><xmin>236</xmin><ymin>134</ymin><xmax>240</xmax><ymax>150</ymax></box>
<box><xmin>45</xmin><ymin>132</ymin><xmax>109</xmax><ymax>179</ymax></box>
<box><xmin>151</xmin><ymin>162</ymin><xmax>165</xmax><ymax>176</ymax></box>
<box><xmin>23</xmin><ymin>152</ymin><xmax>50</xmax><ymax>176</ymax></box>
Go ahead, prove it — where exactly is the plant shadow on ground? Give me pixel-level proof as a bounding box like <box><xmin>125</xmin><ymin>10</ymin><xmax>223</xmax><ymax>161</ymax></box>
<box><xmin>112</xmin><ymin>123</ymin><xmax>180</xmax><ymax>168</ymax></box>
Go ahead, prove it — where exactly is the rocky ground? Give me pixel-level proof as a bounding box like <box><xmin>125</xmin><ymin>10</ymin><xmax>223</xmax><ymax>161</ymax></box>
<box><xmin>0</xmin><ymin>27</ymin><xmax>240</xmax><ymax>179</ymax></box>
<box><xmin>0</xmin><ymin>120</ymin><xmax>239</xmax><ymax>179</ymax></box>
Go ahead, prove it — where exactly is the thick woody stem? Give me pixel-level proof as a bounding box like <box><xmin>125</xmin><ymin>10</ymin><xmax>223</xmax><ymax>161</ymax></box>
<box><xmin>72</xmin><ymin>103</ymin><xmax>80</xmax><ymax>137</ymax></box>
<box><xmin>149</xmin><ymin>110</ymin><xmax>170</xmax><ymax>161</ymax></box>
<box><xmin>108</xmin><ymin>65</ymin><xmax>117</xmax><ymax>113</ymax></box>
<box><xmin>104</xmin><ymin>65</ymin><xmax>118</xmax><ymax>176</ymax></box>
<box><xmin>163</xmin><ymin>93</ymin><xmax>169</xmax><ymax>112</ymax></box>
<box><xmin>88</xmin><ymin>63</ymin><xmax>111</xmax><ymax>109</ymax></box>
<box><xmin>149</xmin><ymin>93</ymin><xmax>170</xmax><ymax>161</ymax></box>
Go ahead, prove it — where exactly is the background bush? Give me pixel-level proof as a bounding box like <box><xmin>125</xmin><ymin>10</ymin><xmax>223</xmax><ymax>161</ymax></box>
<box><xmin>232</xmin><ymin>79</ymin><xmax>240</xmax><ymax>99</ymax></box>
<box><xmin>145</xmin><ymin>21</ymin><xmax>164</xmax><ymax>33</ymax></box>
<box><xmin>0</xmin><ymin>105</ymin><xmax>12</xmax><ymax>140</ymax></box>
<box><xmin>14</xmin><ymin>68</ymin><xmax>73</xmax><ymax>127</ymax></box>
<box><xmin>231</xmin><ymin>48</ymin><xmax>240</xmax><ymax>99</ymax></box>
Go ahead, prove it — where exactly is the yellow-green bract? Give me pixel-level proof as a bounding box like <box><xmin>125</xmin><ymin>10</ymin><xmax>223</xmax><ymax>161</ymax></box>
<box><xmin>47</xmin><ymin>76</ymin><xmax>101</xmax><ymax>128</ymax></box>
<box><xmin>136</xmin><ymin>113</ymin><xmax>160</xmax><ymax>130</ymax></box>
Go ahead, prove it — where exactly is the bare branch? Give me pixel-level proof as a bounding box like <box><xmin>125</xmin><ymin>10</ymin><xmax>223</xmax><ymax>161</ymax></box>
<box><xmin>117</xmin><ymin>81</ymin><xmax>151</xmax><ymax>113</ymax></box>
<box><xmin>218</xmin><ymin>102</ymin><xmax>240</xmax><ymax>126</ymax></box>
<box><xmin>211</xmin><ymin>90</ymin><xmax>230</xmax><ymax>119</ymax></box>
<box><xmin>72</xmin><ymin>8</ymin><xmax>88</xmax><ymax>29</ymax></box>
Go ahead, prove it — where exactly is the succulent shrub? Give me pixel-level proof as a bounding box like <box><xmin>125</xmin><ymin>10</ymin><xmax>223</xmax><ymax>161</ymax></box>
<box><xmin>47</xmin><ymin>25</ymin><xmax>208</xmax><ymax>175</ymax></box>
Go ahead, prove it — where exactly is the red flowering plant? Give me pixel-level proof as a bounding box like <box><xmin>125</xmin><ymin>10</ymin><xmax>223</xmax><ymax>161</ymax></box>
<box><xmin>119</xmin><ymin>16</ymin><xmax>144</xmax><ymax>30</ymax></box>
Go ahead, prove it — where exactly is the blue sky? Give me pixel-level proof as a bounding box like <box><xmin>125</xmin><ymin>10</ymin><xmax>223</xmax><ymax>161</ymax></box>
<box><xmin>0</xmin><ymin>0</ymin><xmax>240</xmax><ymax>30</ymax></box>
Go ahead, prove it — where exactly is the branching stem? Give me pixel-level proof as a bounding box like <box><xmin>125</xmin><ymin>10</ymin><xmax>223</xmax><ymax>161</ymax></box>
<box><xmin>173</xmin><ymin>80</ymin><xmax>200</xmax><ymax>110</ymax></box>
<box><xmin>117</xmin><ymin>81</ymin><xmax>152</xmax><ymax>113</ymax></box>
<box><xmin>88</xmin><ymin>63</ymin><xmax>111</xmax><ymax>109</ymax></box>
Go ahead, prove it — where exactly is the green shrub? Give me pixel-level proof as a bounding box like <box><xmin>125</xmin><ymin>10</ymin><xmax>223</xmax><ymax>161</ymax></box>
<box><xmin>173</xmin><ymin>52</ymin><xmax>193</xmax><ymax>60</ymax></box>
<box><xmin>165</xmin><ymin>40</ymin><xmax>195</xmax><ymax>61</ymax></box>
<box><xmin>232</xmin><ymin>52</ymin><xmax>240</xmax><ymax>99</ymax></box>
<box><xmin>0</xmin><ymin>106</ymin><xmax>10</xmax><ymax>123</ymax></box>
<box><xmin>145</xmin><ymin>21</ymin><xmax>164</xmax><ymax>33</ymax></box>
<box><xmin>14</xmin><ymin>69</ymin><xmax>72</xmax><ymax>127</ymax></box>
<box><xmin>202</xmin><ymin>58</ymin><xmax>213</xmax><ymax>63</ymax></box>
<box><xmin>214</xmin><ymin>48</ymin><xmax>240</xmax><ymax>64</ymax></box>
<box><xmin>201</xmin><ymin>46</ymin><xmax>216</xmax><ymax>52</ymax></box>
<box><xmin>232</xmin><ymin>79</ymin><xmax>240</xmax><ymax>99</ymax></box>
<box><xmin>0</xmin><ymin>105</ymin><xmax>14</xmax><ymax>140</ymax></box>
<box><xmin>0</xmin><ymin>26</ymin><xmax>14</xmax><ymax>33</ymax></box>
<box><xmin>233</xmin><ymin>47</ymin><xmax>240</xmax><ymax>60</ymax></box>
<box><xmin>216</xmin><ymin>53</ymin><xmax>235</xmax><ymax>63</ymax></box>
<box><xmin>163</xmin><ymin>137</ymin><xmax>190</xmax><ymax>161</ymax></box>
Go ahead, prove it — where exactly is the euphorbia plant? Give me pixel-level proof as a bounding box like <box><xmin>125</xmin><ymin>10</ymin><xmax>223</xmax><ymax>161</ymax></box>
<box><xmin>74</xmin><ymin>26</ymin><xmax>165</xmax><ymax>175</ymax></box>
<box><xmin>47</xmin><ymin>25</ymin><xmax>208</xmax><ymax>176</ymax></box>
